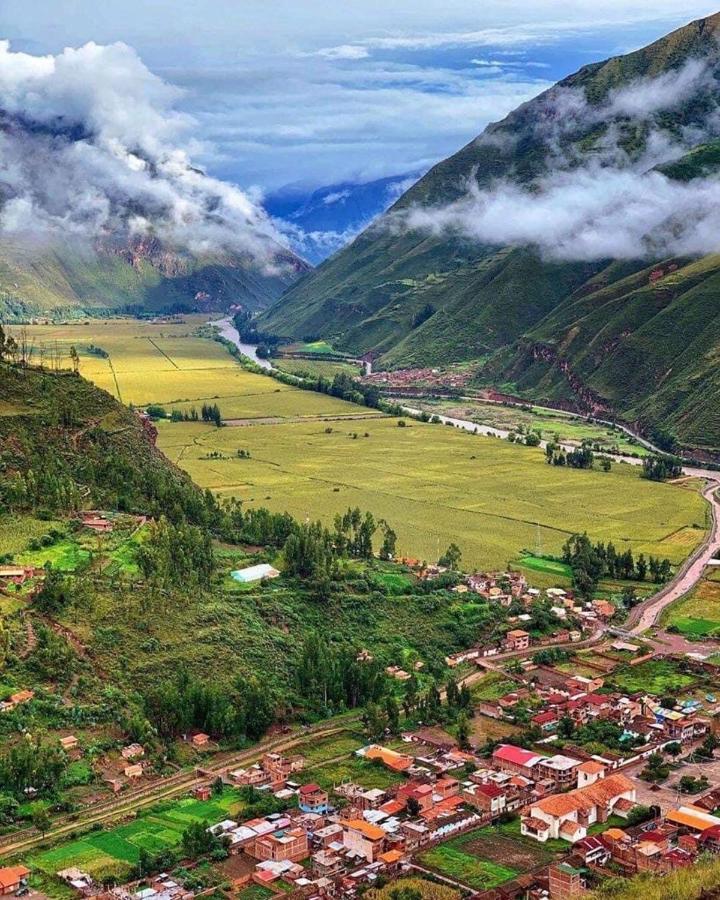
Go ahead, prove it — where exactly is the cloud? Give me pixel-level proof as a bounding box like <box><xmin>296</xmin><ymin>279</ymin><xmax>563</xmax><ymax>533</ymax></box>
<box><xmin>394</xmin><ymin>57</ymin><xmax>720</xmax><ymax>262</ymax></box>
<box><xmin>315</xmin><ymin>45</ymin><xmax>370</xmax><ymax>60</ymax></box>
<box><xmin>0</xmin><ymin>40</ymin><xmax>292</xmax><ymax>269</ymax></box>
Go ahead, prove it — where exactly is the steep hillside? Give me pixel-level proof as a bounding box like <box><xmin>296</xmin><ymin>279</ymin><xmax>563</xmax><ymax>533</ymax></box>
<box><xmin>0</xmin><ymin>234</ymin><xmax>307</xmax><ymax>322</ymax></box>
<box><xmin>0</xmin><ymin>361</ymin><xmax>211</xmax><ymax>520</ymax></box>
<box><xmin>260</xmin><ymin>12</ymin><xmax>720</xmax><ymax>450</ymax></box>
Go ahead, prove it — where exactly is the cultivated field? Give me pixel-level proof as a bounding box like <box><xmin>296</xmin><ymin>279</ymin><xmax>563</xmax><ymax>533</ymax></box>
<box><xmin>662</xmin><ymin>574</ymin><xmax>720</xmax><ymax>637</ymax></box>
<box><xmin>419</xmin><ymin>824</ymin><xmax>558</xmax><ymax>890</ymax></box>
<box><xmin>6</xmin><ymin>319</ymin><xmax>378</xmax><ymax>418</ymax></box>
<box><xmin>420</xmin><ymin>399</ymin><xmax>650</xmax><ymax>456</ymax></box>
<box><xmin>29</xmin><ymin>790</ymin><xmax>247</xmax><ymax>879</ymax></box>
<box><xmin>157</xmin><ymin>415</ymin><xmax>708</xmax><ymax>571</ymax></box>
<box><xmin>11</xmin><ymin>318</ymin><xmax>709</xmax><ymax>571</ymax></box>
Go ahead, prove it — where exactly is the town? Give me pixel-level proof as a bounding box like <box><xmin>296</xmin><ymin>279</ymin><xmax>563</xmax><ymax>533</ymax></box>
<box><xmin>3</xmin><ymin>552</ymin><xmax>720</xmax><ymax>900</ymax></box>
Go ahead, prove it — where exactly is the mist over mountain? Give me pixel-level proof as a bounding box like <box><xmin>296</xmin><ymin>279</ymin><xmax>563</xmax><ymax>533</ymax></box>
<box><xmin>0</xmin><ymin>40</ymin><xmax>308</xmax><ymax>319</ymax></box>
<box><xmin>266</xmin><ymin>173</ymin><xmax>420</xmax><ymax>263</ymax></box>
<box><xmin>260</xmin><ymin>12</ymin><xmax>720</xmax><ymax>451</ymax></box>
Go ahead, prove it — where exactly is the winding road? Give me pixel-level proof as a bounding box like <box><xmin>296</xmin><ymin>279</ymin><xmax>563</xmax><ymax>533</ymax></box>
<box><xmin>627</xmin><ymin>477</ymin><xmax>720</xmax><ymax>634</ymax></box>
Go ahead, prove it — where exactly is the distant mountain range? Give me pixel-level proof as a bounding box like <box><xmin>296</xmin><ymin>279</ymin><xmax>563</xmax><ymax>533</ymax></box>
<box><xmin>260</xmin><ymin>12</ymin><xmax>720</xmax><ymax>452</ymax></box>
<box><xmin>0</xmin><ymin>108</ymin><xmax>309</xmax><ymax>321</ymax></box>
<box><xmin>266</xmin><ymin>174</ymin><xmax>420</xmax><ymax>264</ymax></box>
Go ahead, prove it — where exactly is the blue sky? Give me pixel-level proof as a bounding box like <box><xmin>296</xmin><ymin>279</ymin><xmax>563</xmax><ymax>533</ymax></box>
<box><xmin>3</xmin><ymin>0</ymin><xmax>718</xmax><ymax>195</ymax></box>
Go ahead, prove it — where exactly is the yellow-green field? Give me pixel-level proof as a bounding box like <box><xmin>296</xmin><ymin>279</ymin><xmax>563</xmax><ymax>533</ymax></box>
<box><xmin>11</xmin><ymin>318</ymin><xmax>709</xmax><ymax>571</ymax></box>
<box><xmin>7</xmin><ymin>318</ymin><xmax>381</xmax><ymax>418</ymax></box>
<box><xmin>157</xmin><ymin>415</ymin><xmax>708</xmax><ymax>570</ymax></box>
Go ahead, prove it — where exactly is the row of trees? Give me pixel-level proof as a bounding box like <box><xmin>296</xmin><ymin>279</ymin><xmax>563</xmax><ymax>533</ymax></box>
<box><xmin>562</xmin><ymin>533</ymin><xmax>672</xmax><ymax>599</ymax></box>
<box><xmin>0</xmin><ymin>738</ymin><xmax>67</xmax><ymax>799</ymax></box>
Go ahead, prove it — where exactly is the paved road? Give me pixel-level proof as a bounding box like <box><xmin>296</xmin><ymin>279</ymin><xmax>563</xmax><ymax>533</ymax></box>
<box><xmin>627</xmin><ymin>479</ymin><xmax>720</xmax><ymax>635</ymax></box>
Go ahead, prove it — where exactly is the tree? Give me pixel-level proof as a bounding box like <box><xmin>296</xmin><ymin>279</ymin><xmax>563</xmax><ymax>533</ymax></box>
<box><xmin>32</xmin><ymin>807</ymin><xmax>51</xmax><ymax>836</ymax></box>
<box><xmin>379</xmin><ymin>520</ymin><xmax>397</xmax><ymax>561</ymax></box>
<box><xmin>385</xmin><ymin>695</ymin><xmax>400</xmax><ymax>734</ymax></box>
<box><xmin>405</xmin><ymin>796</ymin><xmax>422</xmax><ymax>818</ymax></box>
<box><xmin>625</xmin><ymin>805</ymin><xmax>654</xmax><ymax>827</ymax></box>
<box><xmin>69</xmin><ymin>345</ymin><xmax>80</xmax><ymax>374</ymax></box>
<box><xmin>456</xmin><ymin>712</ymin><xmax>471</xmax><ymax>750</ymax></box>
<box><xmin>363</xmin><ymin>702</ymin><xmax>387</xmax><ymax>740</ymax></box>
<box><xmin>439</xmin><ymin>543</ymin><xmax>462</xmax><ymax>570</ymax></box>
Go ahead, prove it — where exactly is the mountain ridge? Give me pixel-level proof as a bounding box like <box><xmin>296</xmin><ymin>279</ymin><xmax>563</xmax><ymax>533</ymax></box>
<box><xmin>259</xmin><ymin>11</ymin><xmax>720</xmax><ymax>451</ymax></box>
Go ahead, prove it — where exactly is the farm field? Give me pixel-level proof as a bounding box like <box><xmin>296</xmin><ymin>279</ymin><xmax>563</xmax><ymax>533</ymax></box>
<box><xmin>420</xmin><ymin>399</ymin><xmax>650</xmax><ymax>456</ymax></box>
<box><xmin>662</xmin><ymin>574</ymin><xmax>720</xmax><ymax>637</ymax></box>
<box><xmin>609</xmin><ymin>659</ymin><xmax>698</xmax><ymax>696</ymax></box>
<box><xmin>418</xmin><ymin>824</ymin><xmax>558</xmax><ymax>890</ymax></box>
<box><xmin>271</xmin><ymin>357</ymin><xmax>362</xmax><ymax>379</ymax></box>
<box><xmin>157</xmin><ymin>414</ymin><xmax>708</xmax><ymax>571</ymax></box>
<box><xmin>0</xmin><ymin>516</ymin><xmax>64</xmax><ymax>556</ymax></box>
<box><xmin>29</xmin><ymin>790</ymin><xmax>247</xmax><ymax>880</ymax></box>
<box><xmin>6</xmin><ymin>319</ymin><xmax>378</xmax><ymax>419</ymax></box>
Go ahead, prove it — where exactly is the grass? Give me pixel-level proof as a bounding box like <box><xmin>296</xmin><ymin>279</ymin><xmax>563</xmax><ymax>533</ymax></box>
<box><xmin>419</xmin><ymin>399</ymin><xmax>651</xmax><ymax>457</ymax></box>
<box><xmin>419</xmin><ymin>824</ymin><xmax>558</xmax><ymax>890</ymax></box>
<box><xmin>610</xmin><ymin>659</ymin><xmax>697</xmax><ymax>695</ymax></box>
<box><xmin>301</xmin><ymin>755</ymin><xmax>404</xmax><ymax>792</ymax></box>
<box><xmin>157</xmin><ymin>414</ymin><xmax>707</xmax><ymax>571</ymax></box>
<box><xmin>29</xmin><ymin>789</ymin><xmax>247</xmax><ymax>879</ymax></box>
<box><xmin>0</xmin><ymin>516</ymin><xmax>64</xmax><ymax>557</ymax></box>
<box><xmin>470</xmin><ymin>672</ymin><xmax>517</xmax><ymax>701</ymax></box>
<box><xmin>662</xmin><ymin>576</ymin><xmax>720</xmax><ymax>637</ymax></box>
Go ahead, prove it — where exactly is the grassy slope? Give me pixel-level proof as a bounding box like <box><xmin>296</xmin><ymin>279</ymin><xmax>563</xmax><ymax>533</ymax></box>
<box><xmin>0</xmin><ymin>236</ymin><xmax>304</xmax><ymax>321</ymax></box>
<box><xmin>260</xmin><ymin>12</ymin><xmax>720</xmax><ymax>448</ymax></box>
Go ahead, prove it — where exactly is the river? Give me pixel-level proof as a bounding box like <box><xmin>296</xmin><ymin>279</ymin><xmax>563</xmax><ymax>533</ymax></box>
<box><xmin>211</xmin><ymin>316</ymin><xmax>274</xmax><ymax>370</ymax></box>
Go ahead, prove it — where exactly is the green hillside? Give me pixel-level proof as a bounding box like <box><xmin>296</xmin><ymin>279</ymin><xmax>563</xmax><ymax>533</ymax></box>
<box><xmin>260</xmin><ymin>12</ymin><xmax>720</xmax><ymax>451</ymax></box>
<box><xmin>0</xmin><ymin>235</ymin><xmax>307</xmax><ymax>322</ymax></box>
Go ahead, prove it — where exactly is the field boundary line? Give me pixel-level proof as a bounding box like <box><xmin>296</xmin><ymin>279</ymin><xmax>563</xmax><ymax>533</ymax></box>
<box><xmin>108</xmin><ymin>358</ymin><xmax>123</xmax><ymax>404</ymax></box>
<box><xmin>146</xmin><ymin>337</ymin><xmax>180</xmax><ymax>369</ymax></box>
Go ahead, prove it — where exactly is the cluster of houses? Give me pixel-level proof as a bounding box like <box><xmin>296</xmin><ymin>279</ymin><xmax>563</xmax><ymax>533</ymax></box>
<box><xmin>473</xmin><ymin>661</ymin><xmax>709</xmax><ymax>760</ymax></box>
<box><xmin>0</xmin><ymin>565</ymin><xmax>43</xmax><ymax>588</ymax></box>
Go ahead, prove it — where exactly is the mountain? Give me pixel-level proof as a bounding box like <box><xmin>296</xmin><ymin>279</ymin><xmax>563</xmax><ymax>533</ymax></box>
<box><xmin>265</xmin><ymin>173</ymin><xmax>420</xmax><ymax>263</ymax></box>
<box><xmin>259</xmin><ymin>12</ymin><xmax>720</xmax><ymax>452</ymax></box>
<box><xmin>0</xmin><ymin>102</ymin><xmax>309</xmax><ymax>322</ymax></box>
<box><xmin>0</xmin><ymin>233</ymin><xmax>307</xmax><ymax>322</ymax></box>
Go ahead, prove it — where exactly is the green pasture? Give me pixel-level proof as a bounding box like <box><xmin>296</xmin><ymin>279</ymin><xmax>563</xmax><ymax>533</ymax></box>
<box><xmin>30</xmin><ymin>790</ymin><xmax>246</xmax><ymax>878</ymax></box>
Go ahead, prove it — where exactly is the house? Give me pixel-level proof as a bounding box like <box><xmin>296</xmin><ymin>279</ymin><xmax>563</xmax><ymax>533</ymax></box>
<box><xmin>577</xmin><ymin>760</ymin><xmax>606</xmax><ymax>788</ymax></box>
<box><xmin>192</xmin><ymin>732</ymin><xmax>210</xmax><ymax>748</ymax></box>
<box><xmin>121</xmin><ymin>743</ymin><xmax>145</xmax><ymax>760</ymax></box>
<box><xmin>312</xmin><ymin>850</ymin><xmax>344</xmax><ymax>877</ymax></box>
<box><xmin>9</xmin><ymin>690</ymin><xmax>34</xmax><ymax>706</ymax></box>
<box><xmin>0</xmin><ymin>566</ymin><xmax>33</xmax><ymax>586</ymax></box>
<box><xmin>298</xmin><ymin>783</ymin><xmax>330</xmax><ymax>814</ymax></box>
<box><xmin>124</xmin><ymin>763</ymin><xmax>143</xmax><ymax>779</ymax></box>
<box><xmin>505</xmin><ymin>629</ymin><xmax>530</xmax><ymax>651</ymax></box>
<box><xmin>231</xmin><ymin>564</ymin><xmax>280</xmax><ymax>584</ymax></box>
<box><xmin>572</xmin><ymin>835</ymin><xmax>610</xmax><ymax>866</ymax></box>
<box><xmin>666</xmin><ymin>806</ymin><xmax>720</xmax><ymax>834</ymax></box>
<box><xmin>397</xmin><ymin>781</ymin><xmax>435</xmax><ymax>812</ymax></box>
<box><xmin>0</xmin><ymin>866</ymin><xmax>30</xmax><ymax>895</ymax></box>
<box><xmin>532</xmin><ymin>710</ymin><xmax>559</xmax><ymax>732</ymax></box>
<box><xmin>82</xmin><ymin>515</ymin><xmax>113</xmax><ymax>533</ymax></box>
<box><xmin>362</xmin><ymin>745</ymin><xmax>412</xmax><ymax>772</ymax></box>
<box><xmin>251</xmin><ymin>828</ymin><xmax>309</xmax><ymax>862</ymax></box>
<box><xmin>60</xmin><ymin>735</ymin><xmax>79</xmax><ymax>751</ymax></box>
<box><xmin>343</xmin><ymin>819</ymin><xmax>386</xmax><ymax>862</ymax></box>
<box><xmin>462</xmin><ymin>781</ymin><xmax>506</xmax><ymax>816</ymax></box>
<box><xmin>193</xmin><ymin>785</ymin><xmax>212</xmax><ymax>801</ymax></box>
<box><xmin>592</xmin><ymin>599</ymin><xmax>616</xmax><ymax>619</ymax></box>
<box><xmin>548</xmin><ymin>863</ymin><xmax>587</xmax><ymax>899</ymax></box>
<box><xmin>521</xmin><ymin>773</ymin><xmax>636</xmax><ymax>843</ymax></box>
<box><xmin>537</xmin><ymin>755</ymin><xmax>581</xmax><ymax>789</ymax></box>
<box><xmin>492</xmin><ymin>744</ymin><xmax>546</xmax><ymax>778</ymax></box>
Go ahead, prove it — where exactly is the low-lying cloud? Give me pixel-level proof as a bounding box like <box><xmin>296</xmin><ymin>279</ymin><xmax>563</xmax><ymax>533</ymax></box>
<box><xmin>396</xmin><ymin>55</ymin><xmax>720</xmax><ymax>261</ymax></box>
<box><xmin>0</xmin><ymin>40</ymin><xmax>291</xmax><ymax>269</ymax></box>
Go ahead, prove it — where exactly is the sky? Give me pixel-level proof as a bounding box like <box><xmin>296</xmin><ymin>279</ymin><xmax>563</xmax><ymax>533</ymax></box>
<box><xmin>4</xmin><ymin>0</ymin><xmax>719</xmax><ymax>198</ymax></box>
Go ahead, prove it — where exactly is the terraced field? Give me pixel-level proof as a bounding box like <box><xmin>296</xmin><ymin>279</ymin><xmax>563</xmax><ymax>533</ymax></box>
<box><xmin>663</xmin><ymin>573</ymin><xmax>720</xmax><ymax>637</ymax></box>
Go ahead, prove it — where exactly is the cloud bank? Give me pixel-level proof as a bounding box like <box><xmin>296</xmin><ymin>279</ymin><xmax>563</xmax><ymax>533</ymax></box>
<box><xmin>0</xmin><ymin>41</ymin><xmax>291</xmax><ymax>268</ymax></box>
<box><xmin>397</xmin><ymin>56</ymin><xmax>720</xmax><ymax>261</ymax></box>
